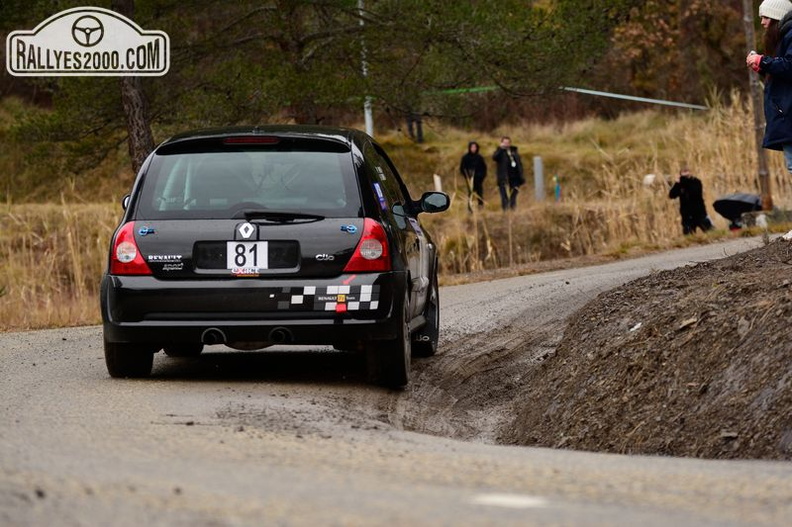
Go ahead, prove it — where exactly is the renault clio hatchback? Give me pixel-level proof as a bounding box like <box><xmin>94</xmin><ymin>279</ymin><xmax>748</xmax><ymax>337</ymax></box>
<box><xmin>101</xmin><ymin>126</ymin><xmax>449</xmax><ymax>387</ymax></box>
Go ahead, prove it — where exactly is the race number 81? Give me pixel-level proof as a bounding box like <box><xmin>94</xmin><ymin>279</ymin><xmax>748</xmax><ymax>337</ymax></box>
<box><xmin>226</xmin><ymin>241</ymin><xmax>268</xmax><ymax>269</ymax></box>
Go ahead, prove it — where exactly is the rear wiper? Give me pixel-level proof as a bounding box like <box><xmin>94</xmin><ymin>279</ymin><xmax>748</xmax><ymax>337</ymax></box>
<box><xmin>238</xmin><ymin>210</ymin><xmax>325</xmax><ymax>223</ymax></box>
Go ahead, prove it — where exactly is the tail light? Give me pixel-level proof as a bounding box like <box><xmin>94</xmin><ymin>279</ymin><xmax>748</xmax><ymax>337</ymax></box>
<box><xmin>109</xmin><ymin>222</ymin><xmax>152</xmax><ymax>275</ymax></box>
<box><xmin>343</xmin><ymin>218</ymin><xmax>391</xmax><ymax>272</ymax></box>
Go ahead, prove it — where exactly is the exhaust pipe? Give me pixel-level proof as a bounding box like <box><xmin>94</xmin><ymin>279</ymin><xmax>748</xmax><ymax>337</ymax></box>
<box><xmin>201</xmin><ymin>328</ymin><xmax>227</xmax><ymax>346</ymax></box>
<box><xmin>268</xmin><ymin>327</ymin><xmax>293</xmax><ymax>344</ymax></box>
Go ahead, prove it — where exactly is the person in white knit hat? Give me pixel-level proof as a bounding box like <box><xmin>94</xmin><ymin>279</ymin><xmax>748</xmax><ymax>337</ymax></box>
<box><xmin>746</xmin><ymin>0</ymin><xmax>792</xmax><ymax>173</ymax></box>
<box><xmin>759</xmin><ymin>0</ymin><xmax>792</xmax><ymax>21</ymax></box>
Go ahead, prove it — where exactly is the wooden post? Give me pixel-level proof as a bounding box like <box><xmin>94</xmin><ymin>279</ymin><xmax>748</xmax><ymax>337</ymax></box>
<box><xmin>743</xmin><ymin>0</ymin><xmax>774</xmax><ymax>210</ymax></box>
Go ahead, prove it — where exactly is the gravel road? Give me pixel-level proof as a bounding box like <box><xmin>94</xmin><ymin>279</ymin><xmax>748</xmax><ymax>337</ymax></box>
<box><xmin>2</xmin><ymin>237</ymin><xmax>791</xmax><ymax>526</ymax></box>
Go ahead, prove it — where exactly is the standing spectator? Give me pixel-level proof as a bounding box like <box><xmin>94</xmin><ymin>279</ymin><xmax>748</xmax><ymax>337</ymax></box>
<box><xmin>669</xmin><ymin>167</ymin><xmax>714</xmax><ymax>235</ymax></box>
<box><xmin>746</xmin><ymin>0</ymin><xmax>792</xmax><ymax>172</ymax></box>
<box><xmin>492</xmin><ymin>136</ymin><xmax>525</xmax><ymax>210</ymax></box>
<box><xmin>459</xmin><ymin>141</ymin><xmax>487</xmax><ymax>210</ymax></box>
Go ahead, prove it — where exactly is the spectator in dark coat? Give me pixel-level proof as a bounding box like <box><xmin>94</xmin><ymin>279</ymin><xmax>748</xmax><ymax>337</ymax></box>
<box><xmin>669</xmin><ymin>168</ymin><xmax>714</xmax><ymax>235</ymax></box>
<box><xmin>459</xmin><ymin>141</ymin><xmax>487</xmax><ymax>210</ymax></box>
<box><xmin>746</xmin><ymin>0</ymin><xmax>792</xmax><ymax>172</ymax></box>
<box><xmin>492</xmin><ymin>136</ymin><xmax>525</xmax><ymax>211</ymax></box>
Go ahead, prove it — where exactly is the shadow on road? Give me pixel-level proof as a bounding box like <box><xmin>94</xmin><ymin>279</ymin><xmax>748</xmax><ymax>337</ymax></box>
<box><xmin>148</xmin><ymin>346</ymin><xmax>370</xmax><ymax>386</ymax></box>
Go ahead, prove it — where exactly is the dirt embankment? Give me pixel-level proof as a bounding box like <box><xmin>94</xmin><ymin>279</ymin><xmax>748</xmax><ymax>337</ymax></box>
<box><xmin>500</xmin><ymin>238</ymin><xmax>792</xmax><ymax>460</ymax></box>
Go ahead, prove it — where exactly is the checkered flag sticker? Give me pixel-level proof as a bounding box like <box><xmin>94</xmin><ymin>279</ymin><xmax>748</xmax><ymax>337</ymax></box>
<box><xmin>276</xmin><ymin>285</ymin><xmax>380</xmax><ymax>313</ymax></box>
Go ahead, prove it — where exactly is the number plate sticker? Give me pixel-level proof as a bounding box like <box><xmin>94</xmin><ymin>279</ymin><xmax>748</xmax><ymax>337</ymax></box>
<box><xmin>226</xmin><ymin>241</ymin><xmax>268</xmax><ymax>270</ymax></box>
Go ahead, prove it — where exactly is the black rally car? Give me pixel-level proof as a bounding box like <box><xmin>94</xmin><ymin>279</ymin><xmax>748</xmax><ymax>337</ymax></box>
<box><xmin>100</xmin><ymin>126</ymin><xmax>449</xmax><ymax>387</ymax></box>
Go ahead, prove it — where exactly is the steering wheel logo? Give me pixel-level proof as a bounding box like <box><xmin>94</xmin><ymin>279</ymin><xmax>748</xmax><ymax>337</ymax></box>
<box><xmin>71</xmin><ymin>15</ymin><xmax>104</xmax><ymax>47</ymax></box>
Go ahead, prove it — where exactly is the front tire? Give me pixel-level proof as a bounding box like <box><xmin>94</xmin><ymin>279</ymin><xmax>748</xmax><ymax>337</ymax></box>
<box><xmin>104</xmin><ymin>341</ymin><xmax>155</xmax><ymax>378</ymax></box>
<box><xmin>367</xmin><ymin>292</ymin><xmax>411</xmax><ymax>389</ymax></box>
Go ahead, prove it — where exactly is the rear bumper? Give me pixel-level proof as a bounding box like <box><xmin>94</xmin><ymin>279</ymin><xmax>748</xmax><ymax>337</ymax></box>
<box><xmin>101</xmin><ymin>272</ymin><xmax>406</xmax><ymax>346</ymax></box>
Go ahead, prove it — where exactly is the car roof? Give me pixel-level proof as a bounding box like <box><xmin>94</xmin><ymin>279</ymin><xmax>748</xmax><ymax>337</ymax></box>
<box><xmin>160</xmin><ymin>125</ymin><xmax>370</xmax><ymax>150</ymax></box>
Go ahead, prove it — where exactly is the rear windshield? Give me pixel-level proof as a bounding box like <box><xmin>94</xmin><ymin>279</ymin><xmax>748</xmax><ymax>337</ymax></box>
<box><xmin>135</xmin><ymin>147</ymin><xmax>361</xmax><ymax>219</ymax></box>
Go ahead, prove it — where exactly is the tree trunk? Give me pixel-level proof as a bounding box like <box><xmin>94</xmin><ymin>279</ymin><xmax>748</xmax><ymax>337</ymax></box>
<box><xmin>112</xmin><ymin>0</ymin><xmax>155</xmax><ymax>174</ymax></box>
<box><xmin>119</xmin><ymin>76</ymin><xmax>155</xmax><ymax>174</ymax></box>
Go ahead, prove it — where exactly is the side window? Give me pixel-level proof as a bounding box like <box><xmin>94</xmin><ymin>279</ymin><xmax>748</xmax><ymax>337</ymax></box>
<box><xmin>364</xmin><ymin>143</ymin><xmax>409</xmax><ymax>229</ymax></box>
<box><xmin>372</xmin><ymin>144</ymin><xmax>413</xmax><ymax>204</ymax></box>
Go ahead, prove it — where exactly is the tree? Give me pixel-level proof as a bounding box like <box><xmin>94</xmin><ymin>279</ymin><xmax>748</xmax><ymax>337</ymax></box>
<box><xmin>358</xmin><ymin>0</ymin><xmax>636</xmax><ymax>124</ymax></box>
<box><xmin>591</xmin><ymin>0</ymin><xmax>746</xmax><ymax>104</ymax></box>
<box><xmin>146</xmin><ymin>0</ymin><xmax>367</xmax><ymax>125</ymax></box>
<box><xmin>1</xmin><ymin>0</ymin><xmax>724</xmax><ymax>186</ymax></box>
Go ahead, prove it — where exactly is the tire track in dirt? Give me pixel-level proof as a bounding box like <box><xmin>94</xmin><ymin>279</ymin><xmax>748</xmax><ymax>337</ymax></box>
<box><xmin>385</xmin><ymin>320</ymin><xmax>566</xmax><ymax>443</ymax></box>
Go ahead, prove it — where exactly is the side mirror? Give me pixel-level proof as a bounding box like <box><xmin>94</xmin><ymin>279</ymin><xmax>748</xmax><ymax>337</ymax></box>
<box><xmin>418</xmin><ymin>191</ymin><xmax>450</xmax><ymax>214</ymax></box>
<box><xmin>121</xmin><ymin>194</ymin><xmax>130</xmax><ymax>210</ymax></box>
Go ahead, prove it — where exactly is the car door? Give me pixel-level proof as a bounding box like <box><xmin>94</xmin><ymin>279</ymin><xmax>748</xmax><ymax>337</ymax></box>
<box><xmin>366</xmin><ymin>143</ymin><xmax>428</xmax><ymax>318</ymax></box>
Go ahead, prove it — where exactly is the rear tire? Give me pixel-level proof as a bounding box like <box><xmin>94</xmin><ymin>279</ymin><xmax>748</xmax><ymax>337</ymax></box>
<box><xmin>104</xmin><ymin>341</ymin><xmax>155</xmax><ymax>378</ymax></box>
<box><xmin>163</xmin><ymin>344</ymin><xmax>204</xmax><ymax>358</ymax></box>
<box><xmin>412</xmin><ymin>277</ymin><xmax>439</xmax><ymax>357</ymax></box>
<box><xmin>367</xmin><ymin>292</ymin><xmax>411</xmax><ymax>389</ymax></box>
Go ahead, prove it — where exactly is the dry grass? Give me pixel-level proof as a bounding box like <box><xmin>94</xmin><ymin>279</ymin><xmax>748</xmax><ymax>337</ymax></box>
<box><xmin>0</xmin><ymin>201</ymin><xmax>120</xmax><ymax>330</ymax></box>
<box><xmin>2</xmin><ymin>92</ymin><xmax>791</xmax><ymax>330</ymax></box>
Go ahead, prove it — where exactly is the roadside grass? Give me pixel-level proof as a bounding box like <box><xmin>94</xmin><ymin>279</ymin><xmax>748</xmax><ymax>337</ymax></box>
<box><xmin>2</xmin><ymin>92</ymin><xmax>791</xmax><ymax>330</ymax></box>
<box><xmin>0</xmin><ymin>202</ymin><xmax>120</xmax><ymax>330</ymax></box>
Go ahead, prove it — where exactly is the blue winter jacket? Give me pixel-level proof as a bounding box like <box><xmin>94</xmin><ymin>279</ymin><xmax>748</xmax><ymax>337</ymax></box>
<box><xmin>759</xmin><ymin>13</ymin><xmax>792</xmax><ymax>150</ymax></box>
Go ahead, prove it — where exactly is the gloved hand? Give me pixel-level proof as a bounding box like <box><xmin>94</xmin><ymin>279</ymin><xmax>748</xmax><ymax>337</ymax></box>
<box><xmin>747</xmin><ymin>52</ymin><xmax>763</xmax><ymax>72</ymax></box>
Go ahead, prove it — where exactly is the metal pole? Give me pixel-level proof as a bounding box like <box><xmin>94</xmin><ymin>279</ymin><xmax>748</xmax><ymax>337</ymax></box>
<box><xmin>743</xmin><ymin>0</ymin><xmax>773</xmax><ymax>210</ymax></box>
<box><xmin>561</xmin><ymin>87</ymin><xmax>708</xmax><ymax>111</ymax></box>
<box><xmin>358</xmin><ymin>0</ymin><xmax>374</xmax><ymax>137</ymax></box>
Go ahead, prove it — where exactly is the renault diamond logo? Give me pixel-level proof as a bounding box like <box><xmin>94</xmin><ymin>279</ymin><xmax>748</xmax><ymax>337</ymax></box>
<box><xmin>238</xmin><ymin>223</ymin><xmax>255</xmax><ymax>239</ymax></box>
